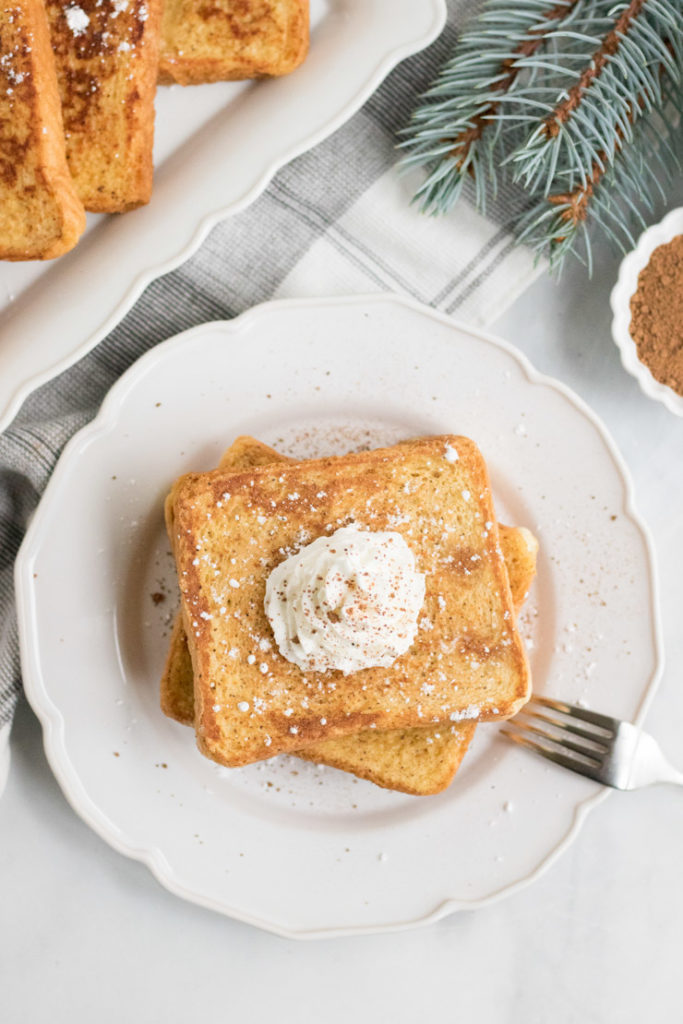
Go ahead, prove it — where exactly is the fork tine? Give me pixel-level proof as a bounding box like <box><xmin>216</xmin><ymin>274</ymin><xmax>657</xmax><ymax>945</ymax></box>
<box><xmin>520</xmin><ymin>706</ymin><xmax>612</xmax><ymax>745</ymax></box>
<box><xmin>512</xmin><ymin>715</ymin><xmax>609</xmax><ymax>757</ymax></box>
<box><xmin>501</xmin><ymin>728</ymin><xmax>603</xmax><ymax>783</ymax></box>
<box><xmin>529</xmin><ymin>696</ymin><xmax>618</xmax><ymax>734</ymax></box>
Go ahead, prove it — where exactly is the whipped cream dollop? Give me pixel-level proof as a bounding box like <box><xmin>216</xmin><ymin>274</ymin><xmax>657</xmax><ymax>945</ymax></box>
<box><xmin>264</xmin><ymin>525</ymin><xmax>426</xmax><ymax>674</ymax></box>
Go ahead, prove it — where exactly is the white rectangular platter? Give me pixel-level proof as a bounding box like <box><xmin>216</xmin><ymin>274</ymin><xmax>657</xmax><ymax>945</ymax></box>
<box><xmin>0</xmin><ymin>0</ymin><xmax>446</xmax><ymax>433</ymax></box>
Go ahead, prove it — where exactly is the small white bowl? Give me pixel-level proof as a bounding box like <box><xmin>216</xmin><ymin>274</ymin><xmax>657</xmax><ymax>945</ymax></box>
<box><xmin>610</xmin><ymin>206</ymin><xmax>683</xmax><ymax>417</ymax></box>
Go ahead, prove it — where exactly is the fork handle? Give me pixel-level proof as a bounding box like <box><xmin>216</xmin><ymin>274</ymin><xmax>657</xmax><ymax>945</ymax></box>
<box><xmin>653</xmin><ymin>760</ymin><xmax>683</xmax><ymax>787</ymax></box>
<box><xmin>632</xmin><ymin>731</ymin><xmax>683</xmax><ymax>788</ymax></box>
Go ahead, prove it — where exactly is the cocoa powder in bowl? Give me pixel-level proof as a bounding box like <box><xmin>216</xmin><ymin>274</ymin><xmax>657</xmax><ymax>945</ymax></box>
<box><xmin>629</xmin><ymin>234</ymin><xmax>683</xmax><ymax>396</ymax></box>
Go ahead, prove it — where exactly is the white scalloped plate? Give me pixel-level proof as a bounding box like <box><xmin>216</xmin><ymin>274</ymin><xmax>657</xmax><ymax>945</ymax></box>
<box><xmin>16</xmin><ymin>294</ymin><xmax>662</xmax><ymax>938</ymax></box>
<box><xmin>0</xmin><ymin>0</ymin><xmax>446</xmax><ymax>435</ymax></box>
<box><xmin>610</xmin><ymin>206</ymin><xmax>683</xmax><ymax>417</ymax></box>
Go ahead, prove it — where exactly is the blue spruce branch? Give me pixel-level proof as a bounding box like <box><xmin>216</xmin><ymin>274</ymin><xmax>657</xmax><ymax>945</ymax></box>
<box><xmin>401</xmin><ymin>0</ymin><xmax>683</xmax><ymax>272</ymax></box>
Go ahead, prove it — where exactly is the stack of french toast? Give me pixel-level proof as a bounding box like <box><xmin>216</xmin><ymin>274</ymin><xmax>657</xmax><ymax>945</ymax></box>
<box><xmin>0</xmin><ymin>1</ymin><xmax>309</xmax><ymax>260</ymax></box>
<box><xmin>161</xmin><ymin>434</ymin><xmax>537</xmax><ymax>796</ymax></box>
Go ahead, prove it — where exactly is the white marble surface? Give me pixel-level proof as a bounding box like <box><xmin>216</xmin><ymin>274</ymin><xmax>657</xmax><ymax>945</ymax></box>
<box><xmin>2</xmin><ymin>210</ymin><xmax>683</xmax><ymax>1021</ymax></box>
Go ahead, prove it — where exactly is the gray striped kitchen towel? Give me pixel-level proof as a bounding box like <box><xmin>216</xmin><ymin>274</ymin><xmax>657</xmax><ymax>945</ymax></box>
<box><xmin>0</xmin><ymin>1</ymin><xmax>543</xmax><ymax>793</ymax></box>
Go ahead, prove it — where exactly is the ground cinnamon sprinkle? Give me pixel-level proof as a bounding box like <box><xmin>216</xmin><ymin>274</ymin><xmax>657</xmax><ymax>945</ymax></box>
<box><xmin>629</xmin><ymin>234</ymin><xmax>683</xmax><ymax>396</ymax></box>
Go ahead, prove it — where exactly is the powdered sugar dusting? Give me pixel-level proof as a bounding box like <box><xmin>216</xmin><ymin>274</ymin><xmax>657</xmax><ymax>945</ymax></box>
<box><xmin>65</xmin><ymin>4</ymin><xmax>90</xmax><ymax>36</ymax></box>
<box><xmin>449</xmin><ymin>705</ymin><xmax>480</xmax><ymax>722</ymax></box>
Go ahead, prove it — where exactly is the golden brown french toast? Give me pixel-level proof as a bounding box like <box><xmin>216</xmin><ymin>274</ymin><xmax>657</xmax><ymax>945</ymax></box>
<box><xmin>160</xmin><ymin>436</ymin><xmax>537</xmax><ymax>794</ymax></box>
<box><xmin>168</xmin><ymin>435</ymin><xmax>531</xmax><ymax>768</ymax></box>
<box><xmin>46</xmin><ymin>0</ymin><xmax>163</xmax><ymax>212</ymax></box>
<box><xmin>159</xmin><ymin>0</ymin><xmax>309</xmax><ymax>86</ymax></box>
<box><xmin>0</xmin><ymin>1</ymin><xmax>85</xmax><ymax>260</ymax></box>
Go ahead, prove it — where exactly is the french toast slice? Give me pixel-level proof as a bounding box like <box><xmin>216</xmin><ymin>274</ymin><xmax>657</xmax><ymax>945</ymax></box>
<box><xmin>160</xmin><ymin>437</ymin><xmax>537</xmax><ymax>794</ymax></box>
<box><xmin>169</xmin><ymin>435</ymin><xmax>532</xmax><ymax>768</ymax></box>
<box><xmin>46</xmin><ymin>0</ymin><xmax>163</xmax><ymax>212</ymax></box>
<box><xmin>0</xmin><ymin>1</ymin><xmax>85</xmax><ymax>259</ymax></box>
<box><xmin>159</xmin><ymin>0</ymin><xmax>309</xmax><ymax>86</ymax></box>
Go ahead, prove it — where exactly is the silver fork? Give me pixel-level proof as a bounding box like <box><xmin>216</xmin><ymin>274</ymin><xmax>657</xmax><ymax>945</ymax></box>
<box><xmin>501</xmin><ymin>696</ymin><xmax>683</xmax><ymax>790</ymax></box>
